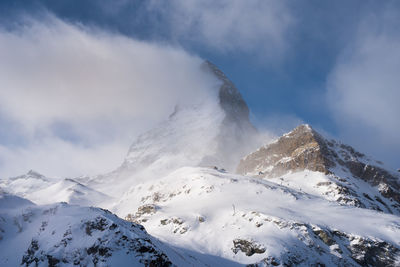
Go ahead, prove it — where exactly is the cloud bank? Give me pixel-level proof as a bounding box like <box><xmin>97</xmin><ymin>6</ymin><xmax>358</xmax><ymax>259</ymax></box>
<box><xmin>327</xmin><ymin>8</ymin><xmax>400</xmax><ymax>168</ymax></box>
<box><xmin>0</xmin><ymin>15</ymin><xmax>218</xmax><ymax>178</ymax></box>
<box><xmin>146</xmin><ymin>0</ymin><xmax>293</xmax><ymax>58</ymax></box>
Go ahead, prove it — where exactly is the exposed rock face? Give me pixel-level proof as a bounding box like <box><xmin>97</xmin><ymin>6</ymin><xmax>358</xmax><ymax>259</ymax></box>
<box><xmin>250</xmin><ymin>223</ymin><xmax>400</xmax><ymax>267</ymax></box>
<box><xmin>200</xmin><ymin>60</ymin><xmax>258</xmax><ymax>169</ymax></box>
<box><xmin>232</xmin><ymin>239</ymin><xmax>266</xmax><ymax>256</ymax></box>
<box><xmin>237</xmin><ymin>125</ymin><xmax>335</xmax><ymax>177</ymax></box>
<box><xmin>202</xmin><ymin>60</ymin><xmax>250</xmax><ymax>123</ymax></box>
<box><xmin>237</xmin><ymin>124</ymin><xmax>400</xmax><ymax>213</ymax></box>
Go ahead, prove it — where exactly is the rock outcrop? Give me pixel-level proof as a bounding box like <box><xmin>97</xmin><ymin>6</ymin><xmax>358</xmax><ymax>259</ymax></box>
<box><xmin>237</xmin><ymin>124</ymin><xmax>400</xmax><ymax>213</ymax></box>
<box><xmin>237</xmin><ymin>124</ymin><xmax>335</xmax><ymax>177</ymax></box>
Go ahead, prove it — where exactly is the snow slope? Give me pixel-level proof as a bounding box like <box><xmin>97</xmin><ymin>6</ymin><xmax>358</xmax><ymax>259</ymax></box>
<box><xmin>84</xmin><ymin>99</ymin><xmax>226</xmax><ymax>198</ymax></box>
<box><xmin>28</xmin><ymin>178</ymin><xmax>113</xmax><ymax>207</ymax></box>
<box><xmin>1</xmin><ymin>171</ymin><xmax>112</xmax><ymax>207</ymax></box>
<box><xmin>0</xmin><ymin>191</ymin><xmax>239</xmax><ymax>267</ymax></box>
<box><xmin>113</xmin><ymin>167</ymin><xmax>400</xmax><ymax>266</ymax></box>
<box><xmin>0</xmin><ymin>170</ymin><xmax>54</xmax><ymax>199</ymax></box>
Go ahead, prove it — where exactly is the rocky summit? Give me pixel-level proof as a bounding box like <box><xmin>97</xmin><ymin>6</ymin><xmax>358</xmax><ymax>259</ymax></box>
<box><xmin>237</xmin><ymin>124</ymin><xmax>335</xmax><ymax>176</ymax></box>
<box><xmin>237</xmin><ymin>124</ymin><xmax>400</xmax><ymax>214</ymax></box>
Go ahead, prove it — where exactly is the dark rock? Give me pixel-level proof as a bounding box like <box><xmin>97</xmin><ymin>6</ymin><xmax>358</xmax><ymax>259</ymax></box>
<box><xmin>312</xmin><ymin>228</ymin><xmax>335</xmax><ymax>246</ymax></box>
<box><xmin>202</xmin><ymin>60</ymin><xmax>250</xmax><ymax>122</ymax></box>
<box><xmin>47</xmin><ymin>255</ymin><xmax>60</xmax><ymax>267</ymax></box>
<box><xmin>348</xmin><ymin>238</ymin><xmax>400</xmax><ymax>267</ymax></box>
<box><xmin>232</xmin><ymin>239</ymin><xmax>266</xmax><ymax>256</ymax></box>
<box><xmin>85</xmin><ymin>217</ymin><xmax>108</xmax><ymax>236</ymax></box>
<box><xmin>21</xmin><ymin>239</ymin><xmax>39</xmax><ymax>266</ymax></box>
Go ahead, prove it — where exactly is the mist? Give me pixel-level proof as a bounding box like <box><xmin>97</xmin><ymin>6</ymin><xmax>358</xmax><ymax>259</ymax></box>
<box><xmin>0</xmin><ymin>15</ymin><xmax>219</xmax><ymax>178</ymax></box>
<box><xmin>326</xmin><ymin>7</ymin><xmax>400</xmax><ymax>169</ymax></box>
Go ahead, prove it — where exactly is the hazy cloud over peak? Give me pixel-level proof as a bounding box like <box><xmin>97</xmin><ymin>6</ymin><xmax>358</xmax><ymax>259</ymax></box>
<box><xmin>0</xmin><ymin>15</ymin><xmax>219</xmax><ymax>178</ymax></box>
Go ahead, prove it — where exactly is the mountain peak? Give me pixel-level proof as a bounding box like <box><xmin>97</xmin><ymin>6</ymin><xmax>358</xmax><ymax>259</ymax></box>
<box><xmin>86</xmin><ymin>61</ymin><xmax>259</xmax><ymax>196</ymax></box>
<box><xmin>27</xmin><ymin>170</ymin><xmax>45</xmax><ymax>178</ymax></box>
<box><xmin>288</xmin><ymin>123</ymin><xmax>313</xmax><ymax>133</ymax></box>
<box><xmin>237</xmin><ymin>123</ymin><xmax>334</xmax><ymax>177</ymax></box>
<box><xmin>9</xmin><ymin>169</ymin><xmax>49</xmax><ymax>182</ymax></box>
<box><xmin>281</xmin><ymin>123</ymin><xmax>318</xmax><ymax>139</ymax></box>
<box><xmin>202</xmin><ymin>60</ymin><xmax>250</xmax><ymax>121</ymax></box>
<box><xmin>237</xmin><ymin>124</ymin><xmax>400</xmax><ymax>213</ymax></box>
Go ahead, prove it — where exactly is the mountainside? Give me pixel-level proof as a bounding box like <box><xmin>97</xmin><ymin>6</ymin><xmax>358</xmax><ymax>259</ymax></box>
<box><xmin>0</xmin><ymin>191</ymin><xmax>232</xmax><ymax>266</ymax></box>
<box><xmin>82</xmin><ymin>61</ymin><xmax>259</xmax><ymax>197</ymax></box>
<box><xmin>0</xmin><ymin>171</ymin><xmax>112</xmax><ymax>207</ymax></box>
<box><xmin>237</xmin><ymin>124</ymin><xmax>400</xmax><ymax>215</ymax></box>
<box><xmin>113</xmin><ymin>167</ymin><xmax>400</xmax><ymax>266</ymax></box>
<box><xmin>1</xmin><ymin>63</ymin><xmax>400</xmax><ymax>266</ymax></box>
<box><xmin>0</xmin><ymin>170</ymin><xmax>53</xmax><ymax>199</ymax></box>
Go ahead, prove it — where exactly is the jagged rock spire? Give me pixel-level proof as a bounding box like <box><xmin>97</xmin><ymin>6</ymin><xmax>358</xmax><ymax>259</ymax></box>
<box><xmin>201</xmin><ymin>60</ymin><xmax>250</xmax><ymax>122</ymax></box>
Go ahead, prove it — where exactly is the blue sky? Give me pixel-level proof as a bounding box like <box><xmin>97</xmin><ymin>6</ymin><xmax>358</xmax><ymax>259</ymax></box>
<box><xmin>0</xmin><ymin>0</ymin><xmax>399</xmax><ymax>176</ymax></box>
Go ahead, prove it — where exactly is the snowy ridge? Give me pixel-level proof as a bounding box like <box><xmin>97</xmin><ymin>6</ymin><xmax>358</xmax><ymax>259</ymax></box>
<box><xmin>28</xmin><ymin>178</ymin><xmax>113</xmax><ymax>207</ymax></box>
<box><xmin>0</xmin><ymin>170</ymin><xmax>112</xmax><ymax>208</ymax></box>
<box><xmin>0</xmin><ymin>189</ymin><xmax>34</xmax><ymax>210</ymax></box>
<box><xmin>0</xmin><ymin>191</ymin><xmax>234</xmax><ymax>266</ymax></box>
<box><xmin>0</xmin><ymin>170</ymin><xmax>54</xmax><ymax>199</ymax></box>
<box><xmin>114</xmin><ymin>167</ymin><xmax>400</xmax><ymax>266</ymax></box>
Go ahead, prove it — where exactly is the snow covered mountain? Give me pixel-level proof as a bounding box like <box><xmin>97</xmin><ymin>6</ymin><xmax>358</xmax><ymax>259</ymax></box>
<box><xmin>1</xmin><ymin>62</ymin><xmax>400</xmax><ymax>266</ymax></box>
<box><xmin>105</xmin><ymin>118</ymin><xmax>400</xmax><ymax>265</ymax></box>
<box><xmin>115</xmin><ymin>166</ymin><xmax>400</xmax><ymax>266</ymax></box>
<box><xmin>0</xmin><ymin>190</ymin><xmax>226</xmax><ymax>266</ymax></box>
<box><xmin>81</xmin><ymin>60</ymin><xmax>259</xmax><ymax>198</ymax></box>
<box><xmin>237</xmin><ymin>124</ymin><xmax>400</xmax><ymax>215</ymax></box>
<box><xmin>0</xmin><ymin>171</ymin><xmax>112</xmax><ymax>207</ymax></box>
<box><xmin>0</xmin><ymin>170</ymin><xmax>53</xmax><ymax>198</ymax></box>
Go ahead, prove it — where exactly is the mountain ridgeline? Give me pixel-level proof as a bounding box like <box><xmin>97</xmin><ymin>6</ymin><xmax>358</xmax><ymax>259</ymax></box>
<box><xmin>1</xmin><ymin>61</ymin><xmax>400</xmax><ymax>266</ymax></box>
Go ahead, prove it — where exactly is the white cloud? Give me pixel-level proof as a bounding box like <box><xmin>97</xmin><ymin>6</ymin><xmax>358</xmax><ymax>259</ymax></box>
<box><xmin>146</xmin><ymin>0</ymin><xmax>293</xmax><ymax>58</ymax></box>
<box><xmin>326</xmin><ymin>9</ymin><xmax>400</xmax><ymax>168</ymax></box>
<box><xmin>0</xmin><ymin>15</ymin><xmax>219</xmax><ymax>178</ymax></box>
